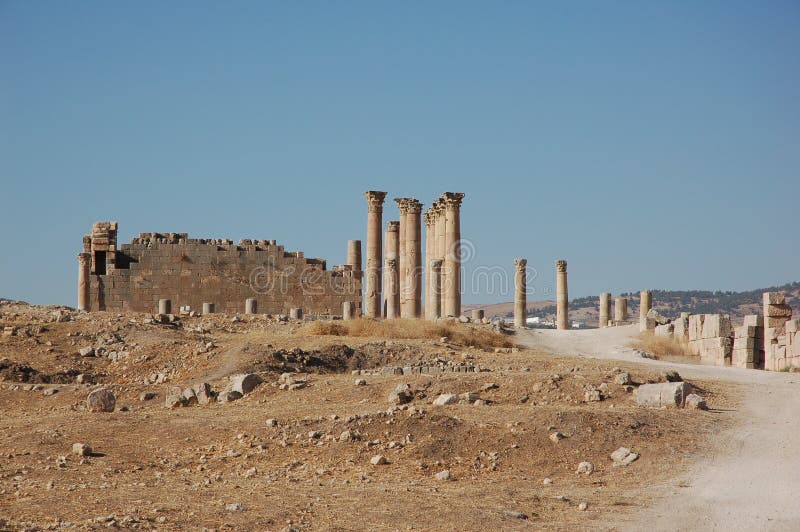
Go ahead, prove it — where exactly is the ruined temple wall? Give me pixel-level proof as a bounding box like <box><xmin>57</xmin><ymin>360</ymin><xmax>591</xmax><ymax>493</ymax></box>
<box><xmin>88</xmin><ymin>237</ymin><xmax>361</xmax><ymax>315</ymax></box>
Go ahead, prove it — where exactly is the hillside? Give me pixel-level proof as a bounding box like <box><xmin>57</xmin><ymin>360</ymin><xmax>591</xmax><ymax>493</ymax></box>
<box><xmin>466</xmin><ymin>282</ymin><xmax>800</xmax><ymax>325</ymax></box>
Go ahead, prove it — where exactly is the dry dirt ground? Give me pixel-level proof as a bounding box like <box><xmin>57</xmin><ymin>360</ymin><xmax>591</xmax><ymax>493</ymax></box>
<box><xmin>1</xmin><ymin>303</ymin><xmax>740</xmax><ymax>531</ymax></box>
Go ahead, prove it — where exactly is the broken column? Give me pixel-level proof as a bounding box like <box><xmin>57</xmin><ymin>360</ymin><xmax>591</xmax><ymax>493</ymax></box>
<box><xmin>385</xmin><ymin>258</ymin><xmax>399</xmax><ymax>319</ymax></box>
<box><xmin>429</xmin><ymin>259</ymin><xmax>442</xmax><ymax>319</ymax></box>
<box><xmin>614</xmin><ymin>296</ymin><xmax>628</xmax><ymax>323</ymax></box>
<box><xmin>405</xmin><ymin>198</ymin><xmax>423</xmax><ymax>318</ymax></box>
<box><xmin>598</xmin><ymin>292</ymin><xmax>611</xmax><ymax>328</ymax></box>
<box><xmin>555</xmin><ymin>260</ymin><xmax>569</xmax><ymax>330</ymax></box>
<box><xmin>443</xmin><ymin>192</ymin><xmax>465</xmax><ymax>318</ymax></box>
<box><xmin>763</xmin><ymin>292</ymin><xmax>793</xmax><ymax>371</ymax></box>
<box><xmin>158</xmin><ymin>298</ymin><xmax>172</xmax><ymax>315</ymax></box>
<box><xmin>244</xmin><ymin>298</ymin><xmax>256</xmax><ymax>315</ymax></box>
<box><xmin>202</xmin><ymin>302</ymin><xmax>215</xmax><ymax>314</ymax></box>
<box><xmin>289</xmin><ymin>307</ymin><xmax>303</xmax><ymax>320</ymax></box>
<box><xmin>364</xmin><ymin>191</ymin><xmax>387</xmax><ymax>318</ymax></box>
<box><xmin>472</xmin><ymin>309</ymin><xmax>484</xmax><ymax>322</ymax></box>
<box><xmin>514</xmin><ymin>259</ymin><xmax>527</xmax><ymax>328</ymax></box>
<box><xmin>77</xmin><ymin>252</ymin><xmax>91</xmax><ymax>311</ymax></box>
<box><xmin>384</xmin><ymin>221</ymin><xmax>400</xmax><ymax>319</ymax></box>
<box><xmin>347</xmin><ymin>240</ymin><xmax>362</xmax><ymax>277</ymax></box>
<box><xmin>639</xmin><ymin>290</ymin><xmax>652</xmax><ymax>332</ymax></box>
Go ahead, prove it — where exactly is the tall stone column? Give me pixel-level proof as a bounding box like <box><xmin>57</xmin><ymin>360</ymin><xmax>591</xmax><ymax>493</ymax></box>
<box><xmin>394</xmin><ymin>198</ymin><xmax>410</xmax><ymax>318</ymax></box>
<box><xmin>364</xmin><ymin>191</ymin><xmax>387</xmax><ymax>318</ymax></box>
<box><xmin>347</xmin><ymin>239</ymin><xmax>362</xmax><ymax>316</ymax></box>
<box><xmin>77</xmin><ymin>252</ymin><xmax>91</xmax><ymax>311</ymax></box>
<box><xmin>555</xmin><ymin>260</ymin><xmax>569</xmax><ymax>330</ymax></box>
<box><xmin>614</xmin><ymin>296</ymin><xmax>628</xmax><ymax>322</ymax></box>
<box><xmin>406</xmin><ymin>198</ymin><xmax>423</xmax><ymax>318</ymax></box>
<box><xmin>434</xmin><ymin>199</ymin><xmax>447</xmax><ymax>318</ymax></box>
<box><xmin>384</xmin><ymin>221</ymin><xmax>400</xmax><ymax>319</ymax></box>
<box><xmin>514</xmin><ymin>259</ymin><xmax>527</xmax><ymax>328</ymax></box>
<box><xmin>639</xmin><ymin>290</ymin><xmax>652</xmax><ymax>332</ymax></box>
<box><xmin>385</xmin><ymin>258</ymin><xmax>399</xmax><ymax>319</ymax></box>
<box><xmin>599</xmin><ymin>292</ymin><xmax>611</xmax><ymax>328</ymax></box>
<box><xmin>429</xmin><ymin>259</ymin><xmax>442</xmax><ymax>319</ymax></box>
<box><xmin>423</xmin><ymin>211</ymin><xmax>434</xmax><ymax>320</ymax></box>
<box><xmin>443</xmin><ymin>192</ymin><xmax>464</xmax><ymax>318</ymax></box>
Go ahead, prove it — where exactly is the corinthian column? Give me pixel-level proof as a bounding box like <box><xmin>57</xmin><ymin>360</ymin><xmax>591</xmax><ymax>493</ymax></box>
<box><xmin>384</xmin><ymin>221</ymin><xmax>400</xmax><ymax>319</ymax></box>
<box><xmin>556</xmin><ymin>260</ymin><xmax>569</xmax><ymax>330</ymax></box>
<box><xmin>443</xmin><ymin>192</ymin><xmax>465</xmax><ymax>318</ymax></box>
<box><xmin>77</xmin><ymin>252</ymin><xmax>91</xmax><ymax>311</ymax></box>
<box><xmin>514</xmin><ymin>258</ymin><xmax>527</xmax><ymax>328</ymax></box>
<box><xmin>429</xmin><ymin>259</ymin><xmax>442</xmax><ymax>319</ymax></box>
<box><xmin>423</xmin><ymin>211</ymin><xmax>434</xmax><ymax>320</ymax></box>
<box><xmin>364</xmin><ymin>191</ymin><xmax>387</xmax><ymax>318</ymax></box>
<box><xmin>394</xmin><ymin>198</ymin><xmax>410</xmax><ymax>318</ymax></box>
<box><xmin>434</xmin><ymin>199</ymin><xmax>447</xmax><ymax>318</ymax></box>
<box><xmin>406</xmin><ymin>198</ymin><xmax>422</xmax><ymax>318</ymax></box>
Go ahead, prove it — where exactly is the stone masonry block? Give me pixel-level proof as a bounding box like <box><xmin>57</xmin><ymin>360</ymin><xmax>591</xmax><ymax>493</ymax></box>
<box><xmin>734</xmin><ymin>325</ymin><xmax>757</xmax><ymax>338</ymax></box>
<box><xmin>763</xmin><ymin>292</ymin><xmax>786</xmax><ymax>305</ymax></box>
<box><xmin>743</xmin><ymin>315</ymin><xmax>763</xmax><ymax>327</ymax></box>
<box><xmin>766</xmin><ymin>304</ymin><xmax>793</xmax><ymax>318</ymax></box>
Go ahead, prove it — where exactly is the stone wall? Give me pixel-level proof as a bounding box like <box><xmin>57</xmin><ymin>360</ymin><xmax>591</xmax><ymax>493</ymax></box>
<box><xmin>764</xmin><ymin>292</ymin><xmax>796</xmax><ymax>370</ymax></box>
<box><xmin>82</xmin><ymin>222</ymin><xmax>361</xmax><ymax>315</ymax></box>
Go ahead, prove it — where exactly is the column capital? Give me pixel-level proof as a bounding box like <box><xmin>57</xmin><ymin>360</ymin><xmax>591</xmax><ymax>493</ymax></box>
<box><xmin>442</xmin><ymin>192</ymin><xmax>465</xmax><ymax>209</ymax></box>
<box><xmin>393</xmin><ymin>197</ymin><xmax>412</xmax><ymax>213</ymax></box>
<box><xmin>514</xmin><ymin>258</ymin><xmax>527</xmax><ymax>270</ymax></box>
<box><xmin>386</xmin><ymin>220</ymin><xmax>400</xmax><ymax>232</ymax></box>
<box><xmin>556</xmin><ymin>259</ymin><xmax>567</xmax><ymax>272</ymax></box>
<box><xmin>423</xmin><ymin>211</ymin><xmax>434</xmax><ymax>227</ymax></box>
<box><xmin>430</xmin><ymin>258</ymin><xmax>443</xmax><ymax>269</ymax></box>
<box><xmin>365</xmin><ymin>191</ymin><xmax>388</xmax><ymax>213</ymax></box>
<box><xmin>78</xmin><ymin>252</ymin><xmax>91</xmax><ymax>263</ymax></box>
<box><xmin>405</xmin><ymin>198</ymin><xmax>422</xmax><ymax>214</ymax></box>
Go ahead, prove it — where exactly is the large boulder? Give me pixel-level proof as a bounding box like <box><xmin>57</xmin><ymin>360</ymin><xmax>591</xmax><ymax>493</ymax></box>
<box><xmin>635</xmin><ymin>382</ymin><xmax>693</xmax><ymax>408</ymax></box>
<box><xmin>86</xmin><ymin>389</ymin><xmax>116</xmax><ymax>412</ymax></box>
<box><xmin>230</xmin><ymin>374</ymin><xmax>263</xmax><ymax>395</ymax></box>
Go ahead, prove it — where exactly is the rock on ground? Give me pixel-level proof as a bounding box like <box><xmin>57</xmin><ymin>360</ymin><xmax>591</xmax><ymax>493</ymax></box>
<box><xmin>230</xmin><ymin>373</ymin><xmax>262</xmax><ymax>394</ymax></box>
<box><xmin>86</xmin><ymin>389</ymin><xmax>116</xmax><ymax>412</ymax></box>
<box><xmin>433</xmin><ymin>393</ymin><xmax>459</xmax><ymax>406</ymax></box>
<box><xmin>635</xmin><ymin>382</ymin><xmax>693</xmax><ymax>408</ymax></box>
<box><xmin>576</xmin><ymin>461</ymin><xmax>594</xmax><ymax>475</ymax></box>
<box><xmin>610</xmin><ymin>447</ymin><xmax>639</xmax><ymax>466</ymax></box>
<box><xmin>72</xmin><ymin>443</ymin><xmax>91</xmax><ymax>456</ymax></box>
<box><xmin>685</xmin><ymin>393</ymin><xmax>708</xmax><ymax>410</ymax></box>
<box><xmin>388</xmin><ymin>383</ymin><xmax>413</xmax><ymax>405</ymax></box>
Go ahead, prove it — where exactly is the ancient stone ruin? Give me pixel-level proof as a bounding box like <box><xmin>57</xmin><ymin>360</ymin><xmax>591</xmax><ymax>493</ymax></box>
<box><xmin>77</xmin><ymin>221</ymin><xmax>361</xmax><ymax>315</ymax></box>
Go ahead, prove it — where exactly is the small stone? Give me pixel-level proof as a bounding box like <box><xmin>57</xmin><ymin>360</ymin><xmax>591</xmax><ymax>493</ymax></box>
<box><xmin>388</xmin><ymin>383</ymin><xmax>413</xmax><ymax>405</ymax></box>
<box><xmin>433</xmin><ymin>393</ymin><xmax>459</xmax><ymax>406</ymax></box>
<box><xmin>481</xmin><ymin>382</ymin><xmax>499</xmax><ymax>391</ymax></box>
<box><xmin>576</xmin><ymin>461</ymin><xmax>594</xmax><ymax>475</ymax></box>
<box><xmin>43</xmin><ymin>388</ymin><xmax>58</xmax><ymax>396</ymax></box>
<box><xmin>230</xmin><ymin>374</ymin><xmax>263</xmax><ymax>394</ymax></box>
<box><xmin>685</xmin><ymin>394</ymin><xmax>708</xmax><ymax>410</ymax></box>
<box><xmin>139</xmin><ymin>392</ymin><xmax>156</xmax><ymax>402</ymax></box>
<box><xmin>79</xmin><ymin>347</ymin><xmax>95</xmax><ymax>357</ymax></box>
<box><xmin>370</xmin><ymin>455</ymin><xmax>387</xmax><ymax>466</ymax></box>
<box><xmin>578</xmin><ymin>502</ymin><xmax>588</xmax><ymax>511</ymax></box>
<box><xmin>434</xmin><ymin>469</ymin><xmax>452</xmax><ymax>481</ymax></box>
<box><xmin>217</xmin><ymin>391</ymin><xmax>243</xmax><ymax>403</ymax></box>
<box><xmin>505</xmin><ymin>510</ymin><xmax>528</xmax><ymax>519</ymax></box>
<box><xmin>87</xmin><ymin>389</ymin><xmax>116</xmax><ymax>412</ymax></box>
<box><xmin>354</xmin><ymin>379</ymin><xmax>367</xmax><ymax>386</ymax></box>
<box><xmin>266</xmin><ymin>418</ymin><xmax>278</xmax><ymax>427</ymax></box>
<box><xmin>225</xmin><ymin>503</ymin><xmax>244</xmax><ymax>512</ymax></box>
<box><xmin>549</xmin><ymin>432</ymin><xmax>566</xmax><ymax>443</ymax></box>
<box><xmin>72</xmin><ymin>443</ymin><xmax>92</xmax><ymax>456</ymax></box>
<box><xmin>543</xmin><ymin>478</ymin><xmax>553</xmax><ymax>485</ymax></box>
<box><xmin>614</xmin><ymin>373</ymin><xmax>631</xmax><ymax>385</ymax></box>
<box><xmin>610</xmin><ymin>447</ymin><xmax>639</xmax><ymax>466</ymax></box>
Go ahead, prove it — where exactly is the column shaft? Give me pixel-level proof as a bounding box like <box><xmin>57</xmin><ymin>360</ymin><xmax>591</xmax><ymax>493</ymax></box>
<box><xmin>556</xmin><ymin>260</ymin><xmax>569</xmax><ymax>330</ymax></box>
<box><xmin>599</xmin><ymin>292</ymin><xmax>611</xmax><ymax>328</ymax></box>
<box><xmin>77</xmin><ymin>252</ymin><xmax>91</xmax><ymax>311</ymax></box>
<box><xmin>406</xmin><ymin>199</ymin><xmax>422</xmax><ymax>318</ymax></box>
<box><xmin>385</xmin><ymin>258</ymin><xmax>399</xmax><ymax>319</ymax></box>
<box><xmin>384</xmin><ymin>221</ymin><xmax>400</xmax><ymax>319</ymax></box>
<box><xmin>639</xmin><ymin>290</ymin><xmax>652</xmax><ymax>332</ymax></box>
<box><xmin>514</xmin><ymin>259</ymin><xmax>527</xmax><ymax>328</ymax></box>
<box><xmin>364</xmin><ymin>191</ymin><xmax>387</xmax><ymax>318</ymax></box>
<box><xmin>429</xmin><ymin>259</ymin><xmax>442</xmax><ymax>319</ymax></box>
<box><xmin>443</xmin><ymin>193</ymin><xmax>464</xmax><ymax>317</ymax></box>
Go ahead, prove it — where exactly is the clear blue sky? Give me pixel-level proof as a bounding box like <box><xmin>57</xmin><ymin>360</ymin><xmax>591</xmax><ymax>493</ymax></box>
<box><xmin>2</xmin><ymin>1</ymin><xmax>798</xmax><ymax>306</ymax></box>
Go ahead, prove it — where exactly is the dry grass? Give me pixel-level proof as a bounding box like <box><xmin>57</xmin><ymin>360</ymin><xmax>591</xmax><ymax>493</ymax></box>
<box><xmin>631</xmin><ymin>332</ymin><xmax>694</xmax><ymax>359</ymax></box>
<box><xmin>302</xmin><ymin>318</ymin><xmax>514</xmax><ymax>349</ymax></box>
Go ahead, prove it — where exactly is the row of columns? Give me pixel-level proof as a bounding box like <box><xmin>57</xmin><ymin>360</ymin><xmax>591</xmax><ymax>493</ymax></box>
<box><xmin>513</xmin><ymin>258</ymin><xmax>570</xmax><ymax>329</ymax></box>
<box><xmin>362</xmin><ymin>190</ymin><xmax>464</xmax><ymax>320</ymax></box>
<box><xmin>598</xmin><ymin>293</ymin><xmax>639</xmax><ymax>327</ymax></box>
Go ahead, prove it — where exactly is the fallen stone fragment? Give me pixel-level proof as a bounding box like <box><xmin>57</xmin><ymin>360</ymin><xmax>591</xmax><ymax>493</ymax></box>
<box><xmin>576</xmin><ymin>461</ymin><xmax>594</xmax><ymax>475</ymax></box>
<box><xmin>504</xmin><ymin>510</ymin><xmax>528</xmax><ymax>519</ymax></box>
<box><xmin>354</xmin><ymin>379</ymin><xmax>367</xmax><ymax>386</ymax></box>
<box><xmin>685</xmin><ymin>393</ymin><xmax>708</xmax><ymax>410</ymax></box>
<box><xmin>265</xmin><ymin>418</ymin><xmax>278</xmax><ymax>427</ymax></box>
<box><xmin>230</xmin><ymin>373</ymin><xmax>262</xmax><ymax>394</ymax></box>
<box><xmin>433</xmin><ymin>393</ymin><xmax>459</xmax><ymax>406</ymax></box>
<box><xmin>435</xmin><ymin>469</ymin><xmax>452</xmax><ymax>481</ymax></box>
<box><xmin>139</xmin><ymin>392</ymin><xmax>156</xmax><ymax>401</ymax></box>
<box><xmin>614</xmin><ymin>372</ymin><xmax>631</xmax><ymax>385</ymax></box>
<box><xmin>87</xmin><ymin>389</ymin><xmax>116</xmax><ymax>412</ymax></box>
<box><xmin>192</xmin><ymin>382</ymin><xmax>214</xmax><ymax>405</ymax></box>
<box><xmin>635</xmin><ymin>382</ymin><xmax>692</xmax><ymax>408</ymax></box>
<box><xmin>578</xmin><ymin>502</ymin><xmax>588</xmax><ymax>511</ymax></box>
<box><xmin>549</xmin><ymin>432</ymin><xmax>566</xmax><ymax>443</ymax></box>
<box><xmin>610</xmin><ymin>447</ymin><xmax>639</xmax><ymax>466</ymax></box>
<box><xmin>225</xmin><ymin>503</ymin><xmax>244</xmax><ymax>512</ymax></box>
<box><xmin>217</xmin><ymin>391</ymin><xmax>243</xmax><ymax>403</ymax></box>
<box><xmin>370</xmin><ymin>455</ymin><xmax>387</xmax><ymax>465</ymax></box>
<box><xmin>388</xmin><ymin>383</ymin><xmax>413</xmax><ymax>405</ymax></box>
<box><xmin>72</xmin><ymin>443</ymin><xmax>92</xmax><ymax>457</ymax></box>
<box><xmin>79</xmin><ymin>347</ymin><xmax>95</xmax><ymax>357</ymax></box>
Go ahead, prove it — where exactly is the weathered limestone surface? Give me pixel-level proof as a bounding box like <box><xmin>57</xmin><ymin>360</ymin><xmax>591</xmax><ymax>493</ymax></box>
<box><xmin>639</xmin><ymin>290</ymin><xmax>652</xmax><ymax>332</ymax></box>
<box><xmin>394</xmin><ymin>198</ymin><xmax>410</xmax><ymax>318</ymax></box>
<box><xmin>342</xmin><ymin>301</ymin><xmax>355</xmax><ymax>321</ymax></box>
<box><xmin>423</xmin><ymin>212</ymin><xmax>434</xmax><ymax>320</ymax></box>
<box><xmin>555</xmin><ymin>260</ymin><xmax>569</xmax><ymax>330</ymax></box>
<box><xmin>764</xmin><ymin>292</ymin><xmax>794</xmax><ymax>370</ymax></box>
<box><xmin>364</xmin><ymin>191</ymin><xmax>387</xmax><ymax>318</ymax></box>
<box><xmin>514</xmin><ymin>259</ymin><xmax>527</xmax><ymax>328</ymax></box>
<box><xmin>599</xmin><ymin>292</ymin><xmax>611</xmax><ymax>328</ymax></box>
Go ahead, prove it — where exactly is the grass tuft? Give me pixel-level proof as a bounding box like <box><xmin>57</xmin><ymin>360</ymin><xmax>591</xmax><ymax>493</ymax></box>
<box><xmin>631</xmin><ymin>332</ymin><xmax>694</xmax><ymax>359</ymax></box>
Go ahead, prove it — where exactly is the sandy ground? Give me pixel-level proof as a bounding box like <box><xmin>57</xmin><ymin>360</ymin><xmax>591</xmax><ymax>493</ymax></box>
<box><xmin>519</xmin><ymin>325</ymin><xmax>800</xmax><ymax>531</ymax></box>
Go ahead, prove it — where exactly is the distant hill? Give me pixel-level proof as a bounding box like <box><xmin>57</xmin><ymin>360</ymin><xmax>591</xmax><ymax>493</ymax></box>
<box><xmin>465</xmin><ymin>282</ymin><xmax>800</xmax><ymax>325</ymax></box>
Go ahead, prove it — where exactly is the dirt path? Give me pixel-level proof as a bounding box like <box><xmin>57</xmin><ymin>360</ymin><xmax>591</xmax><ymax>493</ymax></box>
<box><xmin>518</xmin><ymin>325</ymin><xmax>800</xmax><ymax>531</ymax></box>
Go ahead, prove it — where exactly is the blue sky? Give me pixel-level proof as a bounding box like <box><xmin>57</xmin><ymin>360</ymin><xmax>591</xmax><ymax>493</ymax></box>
<box><xmin>2</xmin><ymin>1</ymin><xmax>799</xmax><ymax>306</ymax></box>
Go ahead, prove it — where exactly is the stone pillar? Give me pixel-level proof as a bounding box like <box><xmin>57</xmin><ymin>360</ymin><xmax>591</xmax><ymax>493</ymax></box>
<box><xmin>406</xmin><ymin>198</ymin><xmax>423</xmax><ymax>318</ymax></box>
<box><xmin>364</xmin><ymin>191</ymin><xmax>387</xmax><ymax>318</ymax></box>
<box><xmin>343</xmin><ymin>301</ymin><xmax>355</xmax><ymax>320</ymax></box>
<box><xmin>158</xmin><ymin>299</ymin><xmax>172</xmax><ymax>315</ymax></box>
<box><xmin>245</xmin><ymin>298</ymin><xmax>257</xmax><ymax>315</ymax></box>
<box><xmin>443</xmin><ymin>192</ymin><xmax>465</xmax><ymax>317</ymax></box>
<box><xmin>77</xmin><ymin>252</ymin><xmax>91</xmax><ymax>311</ymax></box>
<box><xmin>514</xmin><ymin>259</ymin><xmax>527</xmax><ymax>328</ymax></box>
<box><xmin>424</xmin><ymin>211</ymin><xmax>434</xmax><ymax>320</ymax></box>
<box><xmin>290</xmin><ymin>307</ymin><xmax>303</xmax><ymax>320</ymax></box>
<box><xmin>472</xmin><ymin>309</ymin><xmax>484</xmax><ymax>322</ymax></box>
<box><xmin>599</xmin><ymin>293</ymin><xmax>611</xmax><ymax>328</ymax></box>
<box><xmin>384</xmin><ymin>221</ymin><xmax>400</xmax><ymax>319</ymax></box>
<box><xmin>639</xmin><ymin>290</ymin><xmax>652</xmax><ymax>332</ymax></box>
<box><xmin>384</xmin><ymin>258</ymin><xmax>399</xmax><ymax>319</ymax></box>
<box><xmin>434</xmin><ymin>199</ymin><xmax>447</xmax><ymax>319</ymax></box>
<box><xmin>614</xmin><ymin>297</ymin><xmax>627</xmax><ymax>322</ymax></box>
<box><xmin>202</xmin><ymin>302</ymin><xmax>215</xmax><ymax>314</ymax></box>
<box><xmin>429</xmin><ymin>259</ymin><xmax>442</xmax><ymax>320</ymax></box>
<box><xmin>555</xmin><ymin>260</ymin><xmax>569</xmax><ymax>330</ymax></box>
<box><xmin>347</xmin><ymin>239</ymin><xmax>362</xmax><ymax>315</ymax></box>
<box><xmin>394</xmin><ymin>198</ymin><xmax>409</xmax><ymax>318</ymax></box>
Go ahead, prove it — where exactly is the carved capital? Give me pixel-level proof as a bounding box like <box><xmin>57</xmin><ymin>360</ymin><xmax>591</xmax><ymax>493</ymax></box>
<box><xmin>430</xmin><ymin>258</ymin><xmax>443</xmax><ymax>270</ymax></box>
<box><xmin>386</xmin><ymin>220</ymin><xmax>400</xmax><ymax>232</ymax></box>
<box><xmin>406</xmin><ymin>198</ymin><xmax>422</xmax><ymax>214</ymax></box>
<box><xmin>423</xmin><ymin>211</ymin><xmax>434</xmax><ymax>227</ymax></box>
<box><xmin>514</xmin><ymin>258</ymin><xmax>527</xmax><ymax>270</ymax></box>
<box><xmin>365</xmin><ymin>191</ymin><xmax>387</xmax><ymax>213</ymax></box>
<box><xmin>442</xmin><ymin>192</ymin><xmax>465</xmax><ymax>210</ymax></box>
<box><xmin>556</xmin><ymin>259</ymin><xmax>567</xmax><ymax>272</ymax></box>
<box><xmin>393</xmin><ymin>197</ymin><xmax>412</xmax><ymax>214</ymax></box>
<box><xmin>78</xmin><ymin>252</ymin><xmax>92</xmax><ymax>264</ymax></box>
